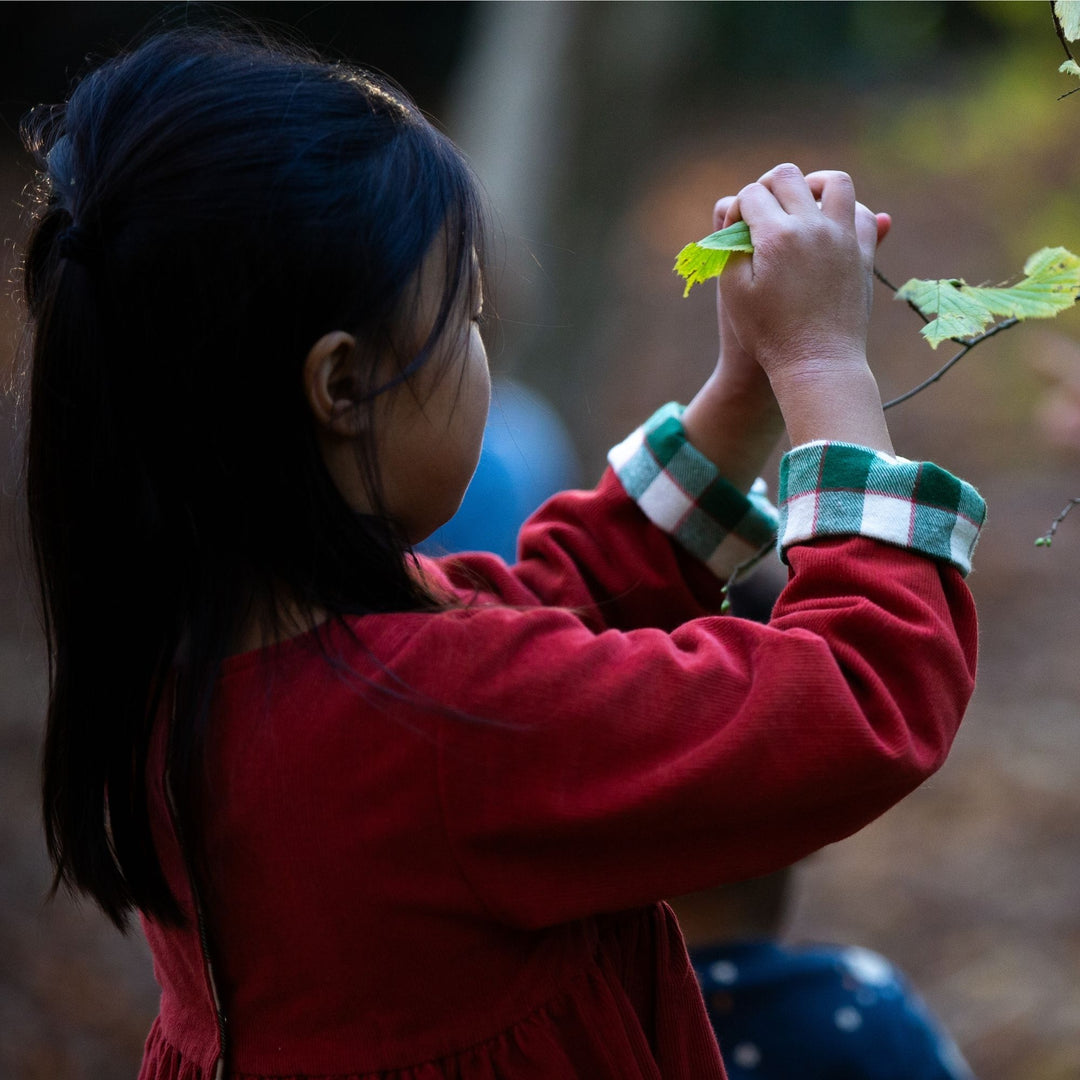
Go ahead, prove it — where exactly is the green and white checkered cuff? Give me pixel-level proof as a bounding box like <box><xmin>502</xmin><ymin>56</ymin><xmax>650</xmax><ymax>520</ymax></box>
<box><xmin>779</xmin><ymin>441</ymin><xmax>986</xmax><ymax>576</ymax></box>
<box><xmin>608</xmin><ymin>402</ymin><xmax>779</xmax><ymax>578</ymax></box>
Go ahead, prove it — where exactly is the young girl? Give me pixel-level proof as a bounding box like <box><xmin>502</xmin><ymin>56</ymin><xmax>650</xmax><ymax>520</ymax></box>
<box><xmin>22</xmin><ymin>30</ymin><xmax>983</xmax><ymax>1080</ymax></box>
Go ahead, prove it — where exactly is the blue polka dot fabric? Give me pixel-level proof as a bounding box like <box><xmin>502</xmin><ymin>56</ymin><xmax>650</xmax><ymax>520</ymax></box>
<box><xmin>690</xmin><ymin>940</ymin><xmax>976</xmax><ymax>1079</ymax></box>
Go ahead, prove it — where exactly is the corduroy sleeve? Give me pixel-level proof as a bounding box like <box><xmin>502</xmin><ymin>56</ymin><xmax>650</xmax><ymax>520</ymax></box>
<box><xmin>431</xmin><ymin>536</ymin><xmax>979</xmax><ymax>930</ymax></box>
<box><xmin>422</xmin><ymin>408</ymin><xmax>986</xmax><ymax>931</ymax></box>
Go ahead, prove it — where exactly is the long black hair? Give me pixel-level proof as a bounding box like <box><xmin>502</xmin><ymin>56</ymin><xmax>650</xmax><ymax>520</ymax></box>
<box><xmin>20</xmin><ymin>28</ymin><xmax>486</xmax><ymax>929</ymax></box>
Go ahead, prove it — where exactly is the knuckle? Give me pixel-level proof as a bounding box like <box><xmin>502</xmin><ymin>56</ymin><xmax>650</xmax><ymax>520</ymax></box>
<box><xmin>739</xmin><ymin>181</ymin><xmax>763</xmax><ymax>197</ymax></box>
<box><xmin>762</xmin><ymin>162</ymin><xmax>802</xmax><ymax>184</ymax></box>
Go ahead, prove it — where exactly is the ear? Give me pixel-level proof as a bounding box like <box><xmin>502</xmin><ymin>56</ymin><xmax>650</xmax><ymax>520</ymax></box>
<box><xmin>303</xmin><ymin>331</ymin><xmax>362</xmax><ymax>436</ymax></box>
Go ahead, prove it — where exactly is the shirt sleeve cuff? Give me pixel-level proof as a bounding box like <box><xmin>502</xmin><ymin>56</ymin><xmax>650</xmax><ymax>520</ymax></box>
<box><xmin>607</xmin><ymin>402</ymin><xmax>779</xmax><ymax>578</ymax></box>
<box><xmin>778</xmin><ymin>441</ymin><xmax>987</xmax><ymax>576</ymax></box>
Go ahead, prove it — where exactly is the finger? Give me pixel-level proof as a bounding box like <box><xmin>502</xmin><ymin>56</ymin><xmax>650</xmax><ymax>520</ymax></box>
<box><xmin>713</xmin><ymin>196</ymin><xmax>736</xmax><ymax>230</ymax></box>
<box><xmin>854</xmin><ymin>203</ymin><xmax>879</xmax><ymax>269</ymax></box>
<box><xmin>732</xmin><ymin>181</ymin><xmax>785</xmax><ymax>233</ymax></box>
<box><xmin>852</xmin><ymin>205</ymin><xmax>890</xmax><ymax>266</ymax></box>
<box><xmin>805</xmin><ymin>170</ymin><xmax>856</xmax><ymax>224</ymax></box>
<box><xmin>715</xmin><ymin>184</ymin><xmax>781</xmax><ymax>285</ymax></box>
<box><xmin>876</xmin><ymin>212</ymin><xmax>891</xmax><ymax>245</ymax></box>
<box><xmin>757</xmin><ymin>162</ymin><xmax>816</xmax><ymax>215</ymax></box>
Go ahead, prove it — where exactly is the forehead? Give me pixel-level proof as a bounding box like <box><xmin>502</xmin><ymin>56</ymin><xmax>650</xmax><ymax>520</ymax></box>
<box><xmin>412</xmin><ymin>232</ymin><xmax>481</xmax><ymax>311</ymax></box>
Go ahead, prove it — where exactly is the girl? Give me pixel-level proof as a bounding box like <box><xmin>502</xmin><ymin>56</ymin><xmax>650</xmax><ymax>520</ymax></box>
<box><xmin>21</xmin><ymin>30</ymin><xmax>983</xmax><ymax>1080</ymax></box>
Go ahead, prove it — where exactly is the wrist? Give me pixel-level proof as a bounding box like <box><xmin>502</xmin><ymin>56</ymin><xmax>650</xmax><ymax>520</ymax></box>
<box><xmin>755</xmin><ymin>336</ymin><xmax>869</xmax><ymax>381</ymax></box>
<box><xmin>769</xmin><ymin>361</ymin><xmax>894</xmax><ymax>454</ymax></box>
<box><xmin>682</xmin><ymin>369</ymin><xmax>785</xmax><ymax>492</ymax></box>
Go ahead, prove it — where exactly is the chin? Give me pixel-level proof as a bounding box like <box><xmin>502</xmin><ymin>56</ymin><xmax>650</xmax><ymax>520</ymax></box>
<box><xmin>405</xmin><ymin>501</ymin><xmax>466</xmax><ymax>547</ymax></box>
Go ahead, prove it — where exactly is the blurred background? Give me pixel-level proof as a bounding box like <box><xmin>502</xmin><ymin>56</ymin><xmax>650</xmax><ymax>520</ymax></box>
<box><xmin>2</xmin><ymin>3</ymin><xmax>1079</xmax><ymax>1077</ymax></box>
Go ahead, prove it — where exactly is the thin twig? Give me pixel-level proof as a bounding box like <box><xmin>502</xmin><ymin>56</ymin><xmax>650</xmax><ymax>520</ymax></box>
<box><xmin>874</xmin><ymin>265</ymin><xmax>929</xmax><ymax>325</ymax></box>
<box><xmin>1035</xmin><ymin>497</ymin><xmax>1080</xmax><ymax>546</ymax></box>
<box><xmin>882</xmin><ymin>317</ymin><xmax>1020</xmax><ymax>411</ymax></box>
<box><xmin>872</xmin><ymin>266</ymin><xmax>903</xmax><ymax>293</ymax></box>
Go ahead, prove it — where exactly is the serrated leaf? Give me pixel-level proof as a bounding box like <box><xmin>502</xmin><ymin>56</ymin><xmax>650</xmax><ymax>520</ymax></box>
<box><xmin>1060</xmin><ymin>58</ymin><xmax>1080</xmax><ymax>77</ymax></box>
<box><xmin>674</xmin><ymin>221</ymin><xmax>754</xmax><ymax>297</ymax></box>
<box><xmin>895</xmin><ymin>246</ymin><xmax>1080</xmax><ymax>347</ymax></box>
<box><xmin>894</xmin><ymin>279</ymin><xmax>992</xmax><ymax>346</ymax></box>
<box><xmin>1055</xmin><ymin>0</ymin><xmax>1080</xmax><ymax>41</ymax></box>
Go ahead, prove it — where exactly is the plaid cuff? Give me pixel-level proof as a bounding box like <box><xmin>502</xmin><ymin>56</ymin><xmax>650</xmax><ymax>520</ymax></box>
<box><xmin>607</xmin><ymin>402</ymin><xmax>779</xmax><ymax>578</ymax></box>
<box><xmin>779</xmin><ymin>441</ymin><xmax>986</xmax><ymax>576</ymax></box>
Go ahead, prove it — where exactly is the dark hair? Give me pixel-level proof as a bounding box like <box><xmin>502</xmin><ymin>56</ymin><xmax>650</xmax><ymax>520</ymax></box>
<box><xmin>20</xmin><ymin>29</ymin><xmax>486</xmax><ymax>929</ymax></box>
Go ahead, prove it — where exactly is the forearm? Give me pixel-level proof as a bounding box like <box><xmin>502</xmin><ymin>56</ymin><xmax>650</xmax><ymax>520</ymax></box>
<box><xmin>681</xmin><ymin>365</ymin><xmax>785</xmax><ymax>492</ymax></box>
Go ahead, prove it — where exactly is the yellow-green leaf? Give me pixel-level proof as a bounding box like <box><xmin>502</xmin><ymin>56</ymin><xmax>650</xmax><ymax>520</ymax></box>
<box><xmin>1055</xmin><ymin>0</ymin><xmax>1080</xmax><ymax>41</ymax></box>
<box><xmin>674</xmin><ymin>221</ymin><xmax>753</xmax><ymax>297</ymax></box>
<box><xmin>895</xmin><ymin>246</ymin><xmax>1080</xmax><ymax>348</ymax></box>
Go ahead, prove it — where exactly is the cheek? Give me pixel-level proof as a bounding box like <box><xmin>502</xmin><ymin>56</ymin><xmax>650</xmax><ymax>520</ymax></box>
<box><xmin>473</xmin><ymin>363</ymin><xmax>492</xmax><ymax>447</ymax></box>
<box><xmin>463</xmin><ymin>330</ymin><xmax>491</xmax><ymax>458</ymax></box>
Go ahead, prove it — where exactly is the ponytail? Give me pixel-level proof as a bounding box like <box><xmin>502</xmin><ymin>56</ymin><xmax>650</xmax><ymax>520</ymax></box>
<box><xmin>20</xmin><ymin>29</ymin><xmax>486</xmax><ymax>928</ymax></box>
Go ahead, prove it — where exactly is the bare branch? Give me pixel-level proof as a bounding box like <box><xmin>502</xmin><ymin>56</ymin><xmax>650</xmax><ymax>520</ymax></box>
<box><xmin>1035</xmin><ymin>497</ymin><xmax>1080</xmax><ymax>546</ymax></box>
<box><xmin>881</xmin><ymin>314</ymin><xmax>1020</xmax><ymax>411</ymax></box>
<box><xmin>874</xmin><ymin>265</ymin><xmax>931</xmax><ymax>325</ymax></box>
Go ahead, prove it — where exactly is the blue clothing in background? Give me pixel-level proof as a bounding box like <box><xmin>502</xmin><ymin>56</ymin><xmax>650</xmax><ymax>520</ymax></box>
<box><xmin>691</xmin><ymin>940</ymin><xmax>975</xmax><ymax>1080</ymax></box>
<box><xmin>420</xmin><ymin>379</ymin><xmax>579</xmax><ymax>561</ymax></box>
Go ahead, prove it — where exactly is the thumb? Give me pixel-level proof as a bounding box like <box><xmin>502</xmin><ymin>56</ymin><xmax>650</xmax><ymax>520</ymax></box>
<box><xmin>713</xmin><ymin>195</ymin><xmax>737</xmax><ymax>231</ymax></box>
<box><xmin>854</xmin><ymin>202</ymin><xmax>884</xmax><ymax>268</ymax></box>
<box><xmin>875</xmin><ymin>212</ymin><xmax>892</xmax><ymax>245</ymax></box>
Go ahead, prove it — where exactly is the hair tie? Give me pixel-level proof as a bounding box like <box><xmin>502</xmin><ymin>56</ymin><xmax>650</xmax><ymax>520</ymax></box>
<box><xmin>57</xmin><ymin>224</ymin><xmax>96</xmax><ymax>266</ymax></box>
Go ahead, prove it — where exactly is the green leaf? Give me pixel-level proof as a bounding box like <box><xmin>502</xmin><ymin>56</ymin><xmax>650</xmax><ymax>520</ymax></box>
<box><xmin>674</xmin><ymin>221</ymin><xmax>754</xmax><ymax>297</ymax></box>
<box><xmin>1060</xmin><ymin>58</ymin><xmax>1080</xmax><ymax>77</ymax></box>
<box><xmin>895</xmin><ymin>246</ymin><xmax>1080</xmax><ymax>348</ymax></box>
<box><xmin>1055</xmin><ymin>0</ymin><xmax>1080</xmax><ymax>41</ymax></box>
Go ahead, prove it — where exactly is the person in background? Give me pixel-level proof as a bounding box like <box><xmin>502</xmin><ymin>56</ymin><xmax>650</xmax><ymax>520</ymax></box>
<box><xmin>671</xmin><ymin>573</ymin><xmax>977</xmax><ymax>1080</ymax></box>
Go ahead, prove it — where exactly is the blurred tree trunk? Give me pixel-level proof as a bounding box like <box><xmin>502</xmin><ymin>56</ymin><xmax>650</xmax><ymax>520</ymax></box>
<box><xmin>446</xmin><ymin>2</ymin><xmax>708</xmax><ymax>470</ymax></box>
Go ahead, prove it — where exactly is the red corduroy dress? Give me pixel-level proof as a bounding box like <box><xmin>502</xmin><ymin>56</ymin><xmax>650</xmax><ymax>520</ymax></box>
<box><xmin>138</xmin><ymin>470</ymin><xmax>978</xmax><ymax>1079</ymax></box>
